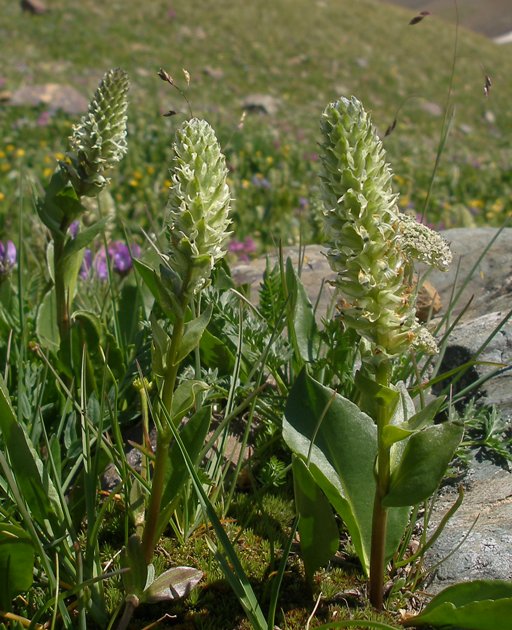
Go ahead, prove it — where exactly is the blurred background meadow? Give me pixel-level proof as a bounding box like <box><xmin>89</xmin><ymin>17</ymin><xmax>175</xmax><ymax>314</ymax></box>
<box><xmin>1</xmin><ymin>0</ymin><xmax>512</xmax><ymax>259</ymax></box>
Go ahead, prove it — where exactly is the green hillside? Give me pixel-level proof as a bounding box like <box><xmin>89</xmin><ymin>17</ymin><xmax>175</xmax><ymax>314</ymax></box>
<box><xmin>1</xmin><ymin>0</ymin><xmax>511</xmax><ymax>241</ymax></box>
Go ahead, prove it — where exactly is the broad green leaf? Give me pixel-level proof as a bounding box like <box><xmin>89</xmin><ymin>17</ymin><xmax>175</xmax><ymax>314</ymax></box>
<box><xmin>283</xmin><ymin>368</ymin><xmax>408</xmax><ymax>575</ymax></box>
<box><xmin>0</xmin><ymin>524</ymin><xmax>34</xmax><ymax>610</ymax></box>
<box><xmin>383</xmin><ymin>421</ymin><xmax>464</xmax><ymax>507</ymax></box>
<box><xmin>36</xmin><ymin>289</ymin><xmax>60</xmax><ymax>352</ymax></box>
<box><xmin>157</xmin><ymin>406</ymin><xmax>212</xmax><ymax>539</ymax></box>
<box><xmin>170</xmin><ymin>381</ymin><xmax>209</xmax><ymax>426</ymax></box>
<box><xmin>174</xmin><ymin>305</ymin><xmax>213</xmax><ymax>365</ymax></box>
<box><xmin>0</xmin><ymin>375</ymin><xmax>63</xmax><ymax>527</ymax></box>
<box><xmin>292</xmin><ymin>456</ymin><xmax>338</xmax><ymax>584</ymax></box>
<box><xmin>404</xmin><ymin>580</ymin><xmax>512</xmax><ymax>629</ymax></box>
<box><xmin>382</xmin><ymin>396</ymin><xmax>446</xmax><ymax>449</ymax></box>
<box><xmin>141</xmin><ymin>566</ymin><xmax>203</xmax><ymax>603</ymax></box>
<box><xmin>285</xmin><ymin>258</ymin><xmax>318</xmax><ymax>363</ymax></box>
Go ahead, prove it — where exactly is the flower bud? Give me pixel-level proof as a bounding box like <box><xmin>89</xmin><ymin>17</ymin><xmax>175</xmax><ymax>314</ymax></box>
<box><xmin>166</xmin><ymin>118</ymin><xmax>232</xmax><ymax>299</ymax></box>
<box><xmin>64</xmin><ymin>68</ymin><xmax>129</xmax><ymax>197</ymax></box>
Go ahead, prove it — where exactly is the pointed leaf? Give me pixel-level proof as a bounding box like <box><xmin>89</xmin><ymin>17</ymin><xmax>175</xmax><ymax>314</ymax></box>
<box><xmin>36</xmin><ymin>289</ymin><xmax>60</xmax><ymax>352</ymax></box>
<box><xmin>285</xmin><ymin>258</ymin><xmax>318</xmax><ymax>363</ymax></box>
<box><xmin>404</xmin><ymin>580</ymin><xmax>512</xmax><ymax>629</ymax></box>
<box><xmin>174</xmin><ymin>305</ymin><xmax>213</xmax><ymax>365</ymax></box>
<box><xmin>292</xmin><ymin>456</ymin><xmax>338</xmax><ymax>584</ymax></box>
<box><xmin>62</xmin><ymin>218</ymin><xmax>109</xmax><ymax>258</ymax></box>
<box><xmin>0</xmin><ymin>376</ymin><xmax>63</xmax><ymax>526</ymax></box>
<box><xmin>382</xmin><ymin>396</ymin><xmax>445</xmax><ymax>448</ymax></box>
<box><xmin>141</xmin><ymin>566</ymin><xmax>203</xmax><ymax>603</ymax></box>
<box><xmin>383</xmin><ymin>422</ymin><xmax>464</xmax><ymax>507</ymax></box>
<box><xmin>170</xmin><ymin>380</ymin><xmax>209</xmax><ymax>425</ymax></box>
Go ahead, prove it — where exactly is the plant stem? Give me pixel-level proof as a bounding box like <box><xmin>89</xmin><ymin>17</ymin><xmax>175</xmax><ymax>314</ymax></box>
<box><xmin>369</xmin><ymin>360</ymin><xmax>391</xmax><ymax>610</ymax></box>
<box><xmin>140</xmin><ymin>309</ymin><xmax>186</xmax><ymax>564</ymax></box>
<box><xmin>53</xmin><ymin>233</ymin><xmax>70</xmax><ymax>347</ymax></box>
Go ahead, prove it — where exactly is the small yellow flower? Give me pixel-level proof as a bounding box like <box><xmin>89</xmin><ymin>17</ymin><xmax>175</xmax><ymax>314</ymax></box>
<box><xmin>133</xmin><ymin>169</ymin><xmax>143</xmax><ymax>180</ymax></box>
<box><xmin>163</xmin><ymin>179</ymin><xmax>172</xmax><ymax>189</ymax></box>
<box><xmin>44</xmin><ymin>155</ymin><xmax>53</xmax><ymax>164</ymax></box>
<box><xmin>1</xmin><ymin>164</ymin><xmax>10</xmax><ymax>173</ymax></box>
<box><xmin>255</xmin><ymin>150</ymin><xmax>262</xmax><ymax>158</ymax></box>
<box><xmin>393</xmin><ymin>174</ymin><xmax>406</xmax><ymax>186</ymax></box>
<box><xmin>469</xmin><ymin>198</ymin><xmax>484</xmax><ymax>209</ymax></box>
<box><xmin>398</xmin><ymin>195</ymin><xmax>410</xmax><ymax>208</ymax></box>
<box><xmin>15</xmin><ymin>148</ymin><xmax>25</xmax><ymax>158</ymax></box>
<box><xmin>146</xmin><ymin>165</ymin><xmax>155</xmax><ymax>175</ymax></box>
<box><xmin>266</xmin><ymin>156</ymin><xmax>274</xmax><ymax>165</ymax></box>
<box><xmin>54</xmin><ymin>152</ymin><xmax>65</xmax><ymax>161</ymax></box>
<box><xmin>6</xmin><ymin>144</ymin><xmax>15</xmax><ymax>153</ymax></box>
<box><xmin>0</xmin><ymin>192</ymin><xmax>5</xmax><ymax>202</ymax></box>
<box><xmin>43</xmin><ymin>167</ymin><xmax>53</xmax><ymax>179</ymax></box>
<box><xmin>0</xmin><ymin>151</ymin><xmax>5</xmax><ymax>159</ymax></box>
<box><xmin>128</xmin><ymin>179</ymin><xmax>139</xmax><ymax>187</ymax></box>
<box><xmin>241</xmin><ymin>179</ymin><xmax>250</xmax><ymax>189</ymax></box>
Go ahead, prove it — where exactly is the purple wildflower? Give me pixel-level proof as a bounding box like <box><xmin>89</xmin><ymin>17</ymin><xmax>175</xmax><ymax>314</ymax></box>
<box><xmin>251</xmin><ymin>174</ymin><xmax>271</xmax><ymax>190</ymax></box>
<box><xmin>93</xmin><ymin>241</ymin><xmax>140</xmax><ymax>280</ymax></box>
<box><xmin>36</xmin><ymin>110</ymin><xmax>52</xmax><ymax>127</ymax></box>
<box><xmin>228</xmin><ymin>237</ymin><xmax>256</xmax><ymax>262</ymax></box>
<box><xmin>69</xmin><ymin>221</ymin><xmax>80</xmax><ymax>238</ymax></box>
<box><xmin>0</xmin><ymin>240</ymin><xmax>16</xmax><ymax>278</ymax></box>
<box><xmin>80</xmin><ymin>248</ymin><xmax>93</xmax><ymax>279</ymax></box>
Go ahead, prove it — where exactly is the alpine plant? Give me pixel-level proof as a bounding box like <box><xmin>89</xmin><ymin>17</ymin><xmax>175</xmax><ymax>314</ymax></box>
<box><xmin>64</xmin><ymin>68</ymin><xmax>129</xmax><ymax>197</ymax></box>
<box><xmin>319</xmin><ymin>96</ymin><xmax>451</xmax><ymax>358</ymax></box>
<box><xmin>166</xmin><ymin>118</ymin><xmax>232</xmax><ymax>301</ymax></box>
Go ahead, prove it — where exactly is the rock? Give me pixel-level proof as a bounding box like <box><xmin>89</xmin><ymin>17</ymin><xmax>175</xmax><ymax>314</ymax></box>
<box><xmin>21</xmin><ymin>0</ymin><xmax>47</xmax><ymax>14</ymax></box>
<box><xmin>242</xmin><ymin>94</ymin><xmax>281</xmax><ymax>116</ymax></box>
<box><xmin>203</xmin><ymin>66</ymin><xmax>225</xmax><ymax>80</ymax></box>
<box><xmin>424</xmin><ymin>457</ymin><xmax>512</xmax><ymax>594</ymax></box>
<box><xmin>434</xmin><ymin>311</ymin><xmax>512</xmax><ymax>416</ymax></box>
<box><xmin>419</xmin><ymin>101</ymin><xmax>443</xmax><ymax>117</ymax></box>
<box><xmin>8</xmin><ymin>83</ymin><xmax>88</xmax><ymax>114</ymax></box>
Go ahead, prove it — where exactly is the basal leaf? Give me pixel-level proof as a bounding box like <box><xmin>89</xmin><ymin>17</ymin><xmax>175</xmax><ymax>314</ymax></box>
<box><xmin>405</xmin><ymin>580</ymin><xmax>512</xmax><ymax>629</ymax></box>
<box><xmin>292</xmin><ymin>456</ymin><xmax>339</xmax><ymax>584</ymax></box>
<box><xmin>283</xmin><ymin>368</ymin><xmax>408</xmax><ymax>575</ymax></box>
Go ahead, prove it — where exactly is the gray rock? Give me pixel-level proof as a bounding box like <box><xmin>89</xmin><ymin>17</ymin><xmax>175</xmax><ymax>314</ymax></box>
<box><xmin>242</xmin><ymin>94</ymin><xmax>281</xmax><ymax>116</ymax></box>
<box><xmin>8</xmin><ymin>83</ymin><xmax>88</xmax><ymax>114</ymax></box>
<box><xmin>424</xmin><ymin>458</ymin><xmax>512</xmax><ymax>593</ymax></box>
<box><xmin>419</xmin><ymin>101</ymin><xmax>443</xmax><ymax>117</ymax></box>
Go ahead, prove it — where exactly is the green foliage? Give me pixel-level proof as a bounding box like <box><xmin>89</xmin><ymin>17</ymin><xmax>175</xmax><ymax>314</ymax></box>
<box><xmin>404</xmin><ymin>580</ymin><xmax>512</xmax><ymax>629</ymax></box>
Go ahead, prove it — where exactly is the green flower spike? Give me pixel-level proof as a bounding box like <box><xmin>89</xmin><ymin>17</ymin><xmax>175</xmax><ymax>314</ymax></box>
<box><xmin>65</xmin><ymin>68</ymin><xmax>129</xmax><ymax>197</ymax></box>
<box><xmin>166</xmin><ymin>118</ymin><xmax>232</xmax><ymax>301</ymax></box>
<box><xmin>320</xmin><ymin>96</ymin><xmax>450</xmax><ymax>357</ymax></box>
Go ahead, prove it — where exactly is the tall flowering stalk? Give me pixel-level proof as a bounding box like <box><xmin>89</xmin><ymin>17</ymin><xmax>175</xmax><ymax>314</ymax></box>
<box><xmin>37</xmin><ymin>69</ymin><xmax>129</xmax><ymax>360</ymax></box>
<box><xmin>319</xmin><ymin>96</ymin><xmax>451</xmax><ymax>608</ymax></box>
<box><xmin>140</xmin><ymin>117</ymin><xmax>231</xmax><ymax>563</ymax></box>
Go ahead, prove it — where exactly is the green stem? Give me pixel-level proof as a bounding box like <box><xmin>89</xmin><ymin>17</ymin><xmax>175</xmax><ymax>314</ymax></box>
<box><xmin>140</xmin><ymin>306</ymin><xmax>186</xmax><ymax>565</ymax></box>
<box><xmin>53</xmin><ymin>233</ymin><xmax>70</xmax><ymax>347</ymax></box>
<box><xmin>369</xmin><ymin>360</ymin><xmax>391</xmax><ymax>610</ymax></box>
